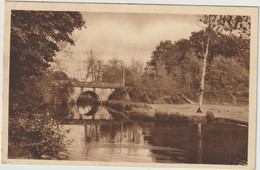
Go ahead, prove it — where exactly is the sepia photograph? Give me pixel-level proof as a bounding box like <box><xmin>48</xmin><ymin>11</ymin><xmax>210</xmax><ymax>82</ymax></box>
<box><xmin>1</xmin><ymin>2</ymin><xmax>258</xmax><ymax>169</ymax></box>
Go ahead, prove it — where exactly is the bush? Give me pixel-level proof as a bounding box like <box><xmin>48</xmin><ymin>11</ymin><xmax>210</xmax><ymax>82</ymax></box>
<box><xmin>108</xmin><ymin>100</ymin><xmax>125</xmax><ymax>112</ymax></box>
<box><xmin>206</xmin><ymin>111</ymin><xmax>215</xmax><ymax>122</ymax></box>
<box><xmin>127</xmin><ymin>87</ymin><xmax>191</xmax><ymax>104</ymax></box>
<box><xmin>108</xmin><ymin>87</ymin><xmax>130</xmax><ymax>100</ymax></box>
<box><xmin>8</xmin><ymin>113</ymin><xmax>72</xmax><ymax>159</ymax></box>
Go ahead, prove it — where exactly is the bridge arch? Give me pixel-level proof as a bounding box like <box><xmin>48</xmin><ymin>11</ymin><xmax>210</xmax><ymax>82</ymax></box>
<box><xmin>76</xmin><ymin>91</ymin><xmax>99</xmax><ymax>104</ymax></box>
<box><xmin>71</xmin><ymin>86</ymin><xmax>116</xmax><ymax>103</ymax></box>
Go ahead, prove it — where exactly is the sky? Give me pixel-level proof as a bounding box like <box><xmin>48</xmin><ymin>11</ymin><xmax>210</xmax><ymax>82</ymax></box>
<box><xmin>55</xmin><ymin>12</ymin><xmax>202</xmax><ymax>79</ymax></box>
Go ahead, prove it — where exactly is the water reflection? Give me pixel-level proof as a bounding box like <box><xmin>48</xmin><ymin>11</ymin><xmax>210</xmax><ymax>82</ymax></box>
<box><xmin>78</xmin><ymin>104</ymin><xmax>99</xmax><ymax>116</ymax></box>
<box><xmin>60</xmin><ymin>122</ymin><xmax>154</xmax><ymax>162</ymax></box>
<box><xmin>59</xmin><ymin>120</ymin><xmax>247</xmax><ymax>164</ymax></box>
<box><xmin>74</xmin><ymin>102</ymin><xmax>113</xmax><ymax>120</ymax></box>
<box><xmin>54</xmin><ymin>103</ymin><xmax>248</xmax><ymax>164</ymax></box>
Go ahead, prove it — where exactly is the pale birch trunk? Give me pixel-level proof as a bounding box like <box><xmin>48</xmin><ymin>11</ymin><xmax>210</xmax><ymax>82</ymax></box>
<box><xmin>197</xmin><ymin>35</ymin><xmax>210</xmax><ymax>113</ymax></box>
<box><xmin>122</xmin><ymin>64</ymin><xmax>125</xmax><ymax>87</ymax></box>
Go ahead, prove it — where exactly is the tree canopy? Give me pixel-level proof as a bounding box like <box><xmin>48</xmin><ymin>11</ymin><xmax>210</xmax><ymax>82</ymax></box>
<box><xmin>9</xmin><ymin>10</ymin><xmax>86</xmax><ymax>113</ymax></box>
<box><xmin>141</xmin><ymin>16</ymin><xmax>250</xmax><ymax>106</ymax></box>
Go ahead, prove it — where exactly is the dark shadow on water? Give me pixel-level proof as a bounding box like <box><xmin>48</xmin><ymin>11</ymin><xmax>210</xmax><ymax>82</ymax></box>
<box><xmin>51</xmin><ymin>103</ymin><xmax>74</xmax><ymax>120</ymax></box>
<box><xmin>147</xmin><ymin>122</ymin><xmax>248</xmax><ymax>164</ymax></box>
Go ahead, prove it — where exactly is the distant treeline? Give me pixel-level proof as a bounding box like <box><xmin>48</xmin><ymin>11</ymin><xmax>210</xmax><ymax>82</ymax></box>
<box><xmin>86</xmin><ymin>30</ymin><xmax>249</xmax><ymax>105</ymax></box>
<box><xmin>135</xmin><ymin>30</ymin><xmax>249</xmax><ymax>105</ymax></box>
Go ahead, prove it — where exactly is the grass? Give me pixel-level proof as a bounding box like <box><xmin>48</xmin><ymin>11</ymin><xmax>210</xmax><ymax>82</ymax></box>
<box><xmin>147</xmin><ymin>103</ymin><xmax>248</xmax><ymax>123</ymax></box>
<box><xmin>106</xmin><ymin>100</ymin><xmax>206</xmax><ymax>123</ymax></box>
<box><xmin>106</xmin><ymin>99</ymin><xmax>248</xmax><ymax>125</ymax></box>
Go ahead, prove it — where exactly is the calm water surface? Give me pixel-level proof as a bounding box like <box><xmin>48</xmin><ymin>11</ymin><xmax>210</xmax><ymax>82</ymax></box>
<box><xmin>54</xmin><ymin>104</ymin><xmax>248</xmax><ymax>165</ymax></box>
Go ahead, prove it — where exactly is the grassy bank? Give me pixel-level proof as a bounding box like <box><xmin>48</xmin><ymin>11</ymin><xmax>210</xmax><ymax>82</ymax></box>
<box><xmin>148</xmin><ymin>103</ymin><xmax>249</xmax><ymax>123</ymax></box>
<box><xmin>106</xmin><ymin>100</ymin><xmax>249</xmax><ymax>125</ymax></box>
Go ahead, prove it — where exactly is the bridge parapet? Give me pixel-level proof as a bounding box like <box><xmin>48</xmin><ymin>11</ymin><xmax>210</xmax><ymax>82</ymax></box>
<box><xmin>72</xmin><ymin>82</ymin><xmax>122</xmax><ymax>89</ymax></box>
<box><xmin>52</xmin><ymin>80</ymin><xmax>123</xmax><ymax>89</ymax></box>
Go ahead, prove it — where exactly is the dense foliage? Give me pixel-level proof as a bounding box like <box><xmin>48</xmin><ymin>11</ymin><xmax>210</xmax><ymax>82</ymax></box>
<box><xmin>140</xmin><ymin>29</ymin><xmax>249</xmax><ymax>104</ymax></box>
<box><xmin>144</xmin><ymin>30</ymin><xmax>249</xmax><ymax>90</ymax></box>
<box><xmin>107</xmin><ymin>28</ymin><xmax>249</xmax><ymax>105</ymax></box>
<box><xmin>10</xmin><ymin>10</ymin><xmax>85</xmax><ymax>114</ymax></box>
<box><xmin>9</xmin><ymin>113</ymin><xmax>72</xmax><ymax>159</ymax></box>
<box><xmin>9</xmin><ymin>10</ymin><xmax>85</xmax><ymax>159</ymax></box>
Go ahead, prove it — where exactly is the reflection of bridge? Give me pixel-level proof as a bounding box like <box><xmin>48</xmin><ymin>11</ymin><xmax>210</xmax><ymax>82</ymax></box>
<box><xmin>53</xmin><ymin>80</ymin><xmax>122</xmax><ymax>102</ymax></box>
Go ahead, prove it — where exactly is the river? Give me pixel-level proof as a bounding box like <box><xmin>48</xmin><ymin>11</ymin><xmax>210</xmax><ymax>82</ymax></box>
<box><xmin>53</xmin><ymin>103</ymin><xmax>248</xmax><ymax>165</ymax></box>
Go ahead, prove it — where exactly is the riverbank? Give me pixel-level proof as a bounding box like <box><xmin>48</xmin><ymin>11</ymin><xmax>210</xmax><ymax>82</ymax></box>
<box><xmin>107</xmin><ymin>100</ymin><xmax>249</xmax><ymax>125</ymax></box>
<box><xmin>146</xmin><ymin>104</ymin><xmax>249</xmax><ymax>122</ymax></box>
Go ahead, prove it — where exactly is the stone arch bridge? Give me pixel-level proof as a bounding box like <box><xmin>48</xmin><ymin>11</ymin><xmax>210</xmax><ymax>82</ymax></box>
<box><xmin>53</xmin><ymin>80</ymin><xmax>122</xmax><ymax>102</ymax></box>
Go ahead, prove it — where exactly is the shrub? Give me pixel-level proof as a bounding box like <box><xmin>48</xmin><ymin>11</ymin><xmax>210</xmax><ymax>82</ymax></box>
<box><xmin>108</xmin><ymin>87</ymin><xmax>130</xmax><ymax>100</ymax></box>
<box><xmin>8</xmin><ymin>113</ymin><xmax>72</xmax><ymax>159</ymax></box>
<box><xmin>108</xmin><ymin>101</ymin><xmax>125</xmax><ymax>112</ymax></box>
<box><xmin>206</xmin><ymin>111</ymin><xmax>215</xmax><ymax>122</ymax></box>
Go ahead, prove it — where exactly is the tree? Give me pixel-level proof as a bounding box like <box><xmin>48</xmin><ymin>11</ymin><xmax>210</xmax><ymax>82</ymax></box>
<box><xmin>190</xmin><ymin>29</ymin><xmax>250</xmax><ymax>64</ymax></box>
<box><xmin>196</xmin><ymin>15</ymin><xmax>250</xmax><ymax>113</ymax></box>
<box><xmin>144</xmin><ymin>39</ymin><xmax>201</xmax><ymax>91</ymax></box>
<box><xmin>9</xmin><ymin>10</ymin><xmax>85</xmax><ymax>159</ymax></box>
<box><xmin>127</xmin><ymin>59</ymin><xmax>144</xmax><ymax>86</ymax></box>
<box><xmin>207</xmin><ymin>55</ymin><xmax>249</xmax><ymax>92</ymax></box>
<box><xmin>9</xmin><ymin>10</ymin><xmax>85</xmax><ymax>114</ymax></box>
<box><xmin>102</xmin><ymin>58</ymin><xmax>124</xmax><ymax>84</ymax></box>
<box><xmin>79</xmin><ymin>50</ymin><xmax>105</xmax><ymax>83</ymax></box>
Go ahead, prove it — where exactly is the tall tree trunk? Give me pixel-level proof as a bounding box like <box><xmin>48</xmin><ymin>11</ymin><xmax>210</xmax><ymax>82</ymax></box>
<box><xmin>83</xmin><ymin>66</ymin><xmax>91</xmax><ymax>84</ymax></box>
<box><xmin>197</xmin><ymin>35</ymin><xmax>210</xmax><ymax>113</ymax></box>
<box><xmin>122</xmin><ymin>64</ymin><xmax>125</xmax><ymax>87</ymax></box>
<box><xmin>92</xmin><ymin>65</ymin><xmax>94</xmax><ymax>82</ymax></box>
<box><xmin>97</xmin><ymin>66</ymin><xmax>101</xmax><ymax>82</ymax></box>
